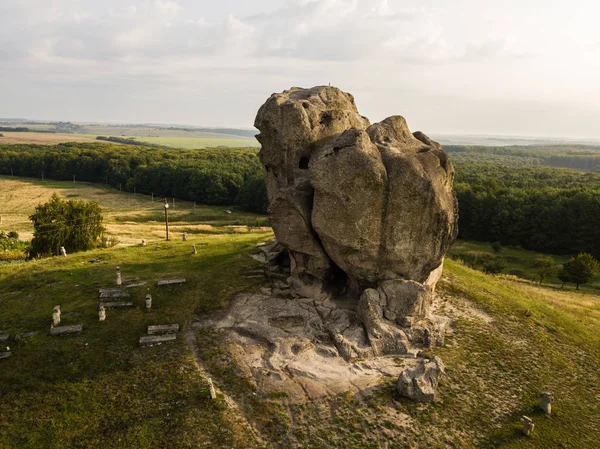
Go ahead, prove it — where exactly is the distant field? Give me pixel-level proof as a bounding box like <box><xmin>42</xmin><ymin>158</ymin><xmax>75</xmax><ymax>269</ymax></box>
<box><xmin>132</xmin><ymin>135</ymin><xmax>259</xmax><ymax>149</ymax></box>
<box><xmin>0</xmin><ymin>176</ymin><xmax>269</xmax><ymax>246</ymax></box>
<box><xmin>0</xmin><ymin>132</ymin><xmax>101</xmax><ymax>145</ymax></box>
<box><xmin>1</xmin><ymin>122</ymin><xmax>260</xmax><ymax>148</ymax></box>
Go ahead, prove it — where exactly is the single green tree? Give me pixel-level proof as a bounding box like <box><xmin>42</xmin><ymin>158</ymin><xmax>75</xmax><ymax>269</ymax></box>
<box><xmin>537</xmin><ymin>256</ymin><xmax>555</xmax><ymax>284</ymax></box>
<box><xmin>29</xmin><ymin>194</ymin><xmax>105</xmax><ymax>258</ymax></box>
<box><xmin>491</xmin><ymin>241</ymin><xmax>502</xmax><ymax>253</ymax></box>
<box><xmin>558</xmin><ymin>253</ymin><xmax>599</xmax><ymax>290</ymax></box>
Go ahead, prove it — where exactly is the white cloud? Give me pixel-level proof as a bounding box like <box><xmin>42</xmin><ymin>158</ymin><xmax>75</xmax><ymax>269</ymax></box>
<box><xmin>0</xmin><ymin>0</ymin><xmax>598</xmax><ymax>137</ymax></box>
<box><xmin>153</xmin><ymin>0</ymin><xmax>181</xmax><ymax>16</ymax></box>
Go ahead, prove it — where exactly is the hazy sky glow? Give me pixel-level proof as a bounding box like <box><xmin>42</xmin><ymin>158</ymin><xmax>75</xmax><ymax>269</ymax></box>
<box><xmin>1</xmin><ymin>0</ymin><xmax>599</xmax><ymax>137</ymax></box>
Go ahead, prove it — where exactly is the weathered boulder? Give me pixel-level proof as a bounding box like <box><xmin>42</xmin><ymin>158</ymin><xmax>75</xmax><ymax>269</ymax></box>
<box><xmin>396</xmin><ymin>356</ymin><xmax>445</xmax><ymax>402</ymax></box>
<box><xmin>255</xmin><ymin>86</ymin><xmax>371</xmax><ymax>287</ymax></box>
<box><xmin>255</xmin><ymin>86</ymin><xmax>458</xmax><ymax>355</ymax></box>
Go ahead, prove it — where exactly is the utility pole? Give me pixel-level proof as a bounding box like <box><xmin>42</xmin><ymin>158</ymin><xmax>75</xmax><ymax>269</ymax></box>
<box><xmin>73</xmin><ymin>174</ymin><xmax>75</xmax><ymax>183</ymax></box>
<box><xmin>41</xmin><ymin>172</ymin><xmax>44</xmax><ymax>180</ymax></box>
<box><xmin>172</xmin><ymin>198</ymin><xmax>175</xmax><ymax>210</ymax></box>
<box><xmin>164</xmin><ymin>198</ymin><xmax>170</xmax><ymax>241</ymax></box>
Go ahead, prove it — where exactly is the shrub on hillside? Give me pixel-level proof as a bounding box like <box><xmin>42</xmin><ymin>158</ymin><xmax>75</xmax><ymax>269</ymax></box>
<box><xmin>482</xmin><ymin>257</ymin><xmax>506</xmax><ymax>274</ymax></box>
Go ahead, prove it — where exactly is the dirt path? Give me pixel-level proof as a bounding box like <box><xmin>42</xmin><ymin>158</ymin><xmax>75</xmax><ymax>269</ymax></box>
<box><xmin>184</xmin><ymin>326</ymin><xmax>268</xmax><ymax>447</ymax></box>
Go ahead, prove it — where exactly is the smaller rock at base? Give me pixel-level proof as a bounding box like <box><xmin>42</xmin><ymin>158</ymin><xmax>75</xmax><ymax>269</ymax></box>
<box><xmin>0</xmin><ymin>351</ymin><xmax>12</xmax><ymax>360</ymax></box>
<box><xmin>397</xmin><ymin>356</ymin><xmax>445</xmax><ymax>402</ymax></box>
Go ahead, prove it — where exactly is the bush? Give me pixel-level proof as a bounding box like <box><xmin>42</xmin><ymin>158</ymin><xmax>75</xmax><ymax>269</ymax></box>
<box><xmin>100</xmin><ymin>235</ymin><xmax>120</xmax><ymax>248</ymax></box>
<box><xmin>29</xmin><ymin>194</ymin><xmax>105</xmax><ymax>258</ymax></box>
<box><xmin>483</xmin><ymin>258</ymin><xmax>506</xmax><ymax>274</ymax></box>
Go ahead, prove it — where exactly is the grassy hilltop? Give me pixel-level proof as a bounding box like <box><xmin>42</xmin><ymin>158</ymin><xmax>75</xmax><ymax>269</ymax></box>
<box><xmin>1</xmin><ymin>178</ymin><xmax>599</xmax><ymax>448</ymax></box>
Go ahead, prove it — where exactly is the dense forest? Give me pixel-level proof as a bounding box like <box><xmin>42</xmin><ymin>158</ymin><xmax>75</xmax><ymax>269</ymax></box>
<box><xmin>446</xmin><ymin>144</ymin><xmax>600</xmax><ymax>171</ymax></box>
<box><xmin>449</xmin><ymin>144</ymin><xmax>600</xmax><ymax>257</ymax></box>
<box><xmin>2</xmin><ymin>142</ymin><xmax>600</xmax><ymax>257</ymax></box>
<box><xmin>0</xmin><ymin>143</ymin><xmax>267</xmax><ymax>213</ymax></box>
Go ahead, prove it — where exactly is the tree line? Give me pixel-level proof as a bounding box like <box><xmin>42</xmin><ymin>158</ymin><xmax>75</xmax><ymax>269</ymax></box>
<box><xmin>3</xmin><ymin>141</ymin><xmax>600</xmax><ymax>258</ymax></box>
<box><xmin>0</xmin><ymin>142</ymin><xmax>267</xmax><ymax>213</ymax></box>
<box><xmin>446</xmin><ymin>144</ymin><xmax>600</xmax><ymax>172</ymax></box>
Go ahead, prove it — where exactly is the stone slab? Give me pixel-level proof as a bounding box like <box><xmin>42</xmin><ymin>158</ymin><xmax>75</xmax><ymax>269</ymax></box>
<box><xmin>139</xmin><ymin>334</ymin><xmax>177</xmax><ymax>346</ymax></box>
<box><xmin>0</xmin><ymin>352</ymin><xmax>12</xmax><ymax>360</ymax></box>
<box><xmin>0</xmin><ymin>334</ymin><xmax>9</xmax><ymax>342</ymax></box>
<box><xmin>148</xmin><ymin>324</ymin><xmax>179</xmax><ymax>335</ymax></box>
<box><xmin>99</xmin><ymin>288</ymin><xmax>124</xmax><ymax>294</ymax></box>
<box><xmin>122</xmin><ymin>278</ymin><xmax>139</xmax><ymax>283</ymax></box>
<box><xmin>124</xmin><ymin>282</ymin><xmax>147</xmax><ymax>289</ymax></box>
<box><xmin>157</xmin><ymin>279</ymin><xmax>186</xmax><ymax>286</ymax></box>
<box><xmin>16</xmin><ymin>332</ymin><xmax>38</xmax><ymax>339</ymax></box>
<box><xmin>49</xmin><ymin>325</ymin><xmax>83</xmax><ymax>336</ymax></box>
<box><xmin>99</xmin><ymin>302</ymin><xmax>135</xmax><ymax>309</ymax></box>
<box><xmin>99</xmin><ymin>291</ymin><xmax>131</xmax><ymax>299</ymax></box>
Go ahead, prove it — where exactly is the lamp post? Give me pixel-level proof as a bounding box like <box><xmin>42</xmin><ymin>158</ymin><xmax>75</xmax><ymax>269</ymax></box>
<box><xmin>164</xmin><ymin>199</ymin><xmax>170</xmax><ymax>241</ymax></box>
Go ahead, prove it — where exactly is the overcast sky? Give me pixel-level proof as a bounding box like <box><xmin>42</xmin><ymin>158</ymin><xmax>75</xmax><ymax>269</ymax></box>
<box><xmin>1</xmin><ymin>0</ymin><xmax>599</xmax><ymax>137</ymax></box>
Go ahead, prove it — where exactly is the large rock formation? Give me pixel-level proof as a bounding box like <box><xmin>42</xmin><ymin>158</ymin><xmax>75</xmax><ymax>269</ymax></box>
<box><xmin>255</xmin><ymin>86</ymin><xmax>458</xmax><ymax>355</ymax></box>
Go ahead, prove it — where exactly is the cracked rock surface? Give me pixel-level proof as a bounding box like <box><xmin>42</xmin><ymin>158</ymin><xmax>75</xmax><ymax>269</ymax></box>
<box><xmin>255</xmin><ymin>86</ymin><xmax>458</xmax><ymax>300</ymax></box>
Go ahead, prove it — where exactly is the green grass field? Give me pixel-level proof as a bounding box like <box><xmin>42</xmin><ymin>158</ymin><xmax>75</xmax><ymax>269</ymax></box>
<box><xmin>1</xmin><ymin>177</ymin><xmax>599</xmax><ymax>448</ymax></box>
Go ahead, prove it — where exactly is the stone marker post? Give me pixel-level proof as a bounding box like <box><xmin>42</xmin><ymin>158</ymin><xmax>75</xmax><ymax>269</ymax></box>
<box><xmin>141</xmin><ymin>239</ymin><xmax>147</xmax><ymax>247</ymax></box>
<box><xmin>520</xmin><ymin>416</ymin><xmax>534</xmax><ymax>436</ymax></box>
<box><xmin>192</xmin><ymin>245</ymin><xmax>197</xmax><ymax>255</ymax></box>
<box><xmin>145</xmin><ymin>294</ymin><xmax>152</xmax><ymax>310</ymax></box>
<box><xmin>539</xmin><ymin>392</ymin><xmax>553</xmax><ymax>414</ymax></box>
<box><xmin>116</xmin><ymin>266</ymin><xmax>122</xmax><ymax>286</ymax></box>
<box><xmin>182</xmin><ymin>232</ymin><xmax>187</xmax><ymax>242</ymax></box>
<box><xmin>99</xmin><ymin>306</ymin><xmax>106</xmax><ymax>322</ymax></box>
<box><xmin>208</xmin><ymin>378</ymin><xmax>217</xmax><ymax>400</ymax></box>
<box><xmin>60</xmin><ymin>246</ymin><xmax>67</xmax><ymax>257</ymax></box>
<box><xmin>52</xmin><ymin>306</ymin><xmax>61</xmax><ymax>326</ymax></box>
